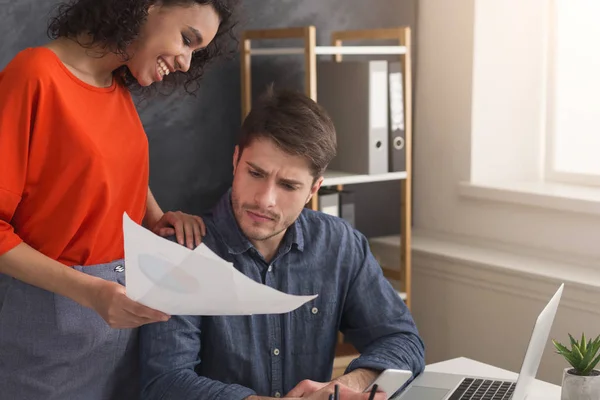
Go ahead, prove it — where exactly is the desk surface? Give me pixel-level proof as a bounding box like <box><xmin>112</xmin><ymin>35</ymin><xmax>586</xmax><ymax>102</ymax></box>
<box><xmin>425</xmin><ymin>357</ymin><xmax>561</xmax><ymax>400</ymax></box>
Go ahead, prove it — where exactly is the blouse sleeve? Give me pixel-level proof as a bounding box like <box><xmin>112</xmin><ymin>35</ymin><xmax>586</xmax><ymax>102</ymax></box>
<box><xmin>0</xmin><ymin>66</ymin><xmax>40</xmax><ymax>255</ymax></box>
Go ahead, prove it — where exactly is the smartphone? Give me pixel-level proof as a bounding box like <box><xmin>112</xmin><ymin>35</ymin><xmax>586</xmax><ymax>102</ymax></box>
<box><xmin>363</xmin><ymin>369</ymin><xmax>413</xmax><ymax>399</ymax></box>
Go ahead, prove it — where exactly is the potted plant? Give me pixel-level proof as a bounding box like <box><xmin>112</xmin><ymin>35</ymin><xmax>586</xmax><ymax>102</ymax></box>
<box><xmin>553</xmin><ymin>333</ymin><xmax>600</xmax><ymax>400</ymax></box>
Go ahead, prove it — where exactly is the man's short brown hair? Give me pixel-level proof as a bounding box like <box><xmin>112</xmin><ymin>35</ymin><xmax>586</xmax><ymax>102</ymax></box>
<box><xmin>238</xmin><ymin>85</ymin><xmax>337</xmax><ymax>177</ymax></box>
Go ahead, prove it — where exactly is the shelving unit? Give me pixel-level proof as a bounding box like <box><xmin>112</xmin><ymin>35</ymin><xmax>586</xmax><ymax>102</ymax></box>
<box><xmin>249</xmin><ymin>46</ymin><xmax>406</xmax><ymax>56</ymax></box>
<box><xmin>323</xmin><ymin>170</ymin><xmax>408</xmax><ymax>187</ymax></box>
<box><xmin>240</xmin><ymin>26</ymin><xmax>413</xmax><ymax>370</ymax></box>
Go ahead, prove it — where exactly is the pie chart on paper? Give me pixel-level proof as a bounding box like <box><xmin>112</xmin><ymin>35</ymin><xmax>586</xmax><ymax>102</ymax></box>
<box><xmin>138</xmin><ymin>253</ymin><xmax>200</xmax><ymax>294</ymax></box>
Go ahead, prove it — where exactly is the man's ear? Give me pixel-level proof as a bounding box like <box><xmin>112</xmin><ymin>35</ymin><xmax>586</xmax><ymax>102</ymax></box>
<box><xmin>306</xmin><ymin>176</ymin><xmax>324</xmax><ymax>205</ymax></box>
<box><xmin>232</xmin><ymin>146</ymin><xmax>239</xmax><ymax>176</ymax></box>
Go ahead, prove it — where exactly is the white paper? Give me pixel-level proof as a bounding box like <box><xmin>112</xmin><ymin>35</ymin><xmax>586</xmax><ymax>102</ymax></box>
<box><xmin>122</xmin><ymin>213</ymin><xmax>317</xmax><ymax>315</ymax></box>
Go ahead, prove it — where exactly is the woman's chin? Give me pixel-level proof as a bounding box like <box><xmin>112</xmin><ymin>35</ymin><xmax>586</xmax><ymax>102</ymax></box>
<box><xmin>137</xmin><ymin>77</ymin><xmax>154</xmax><ymax>87</ymax></box>
<box><xmin>132</xmin><ymin>71</ymin><xmax>155</xmax><ymax>87</ymax></box>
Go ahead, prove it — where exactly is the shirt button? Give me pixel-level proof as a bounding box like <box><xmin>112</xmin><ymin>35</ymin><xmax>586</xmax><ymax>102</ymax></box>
<box><xmin>274</xmin><ymin>392</ymin><xmax>281</xmax><ymax>398</ymax></box>
<box><xmin>273</xmin><ymin>348</ymin><xmax>280</xmax><ymax>356</ymax></box>
<box><xmin>312</xmin><ymin>307</ymin><xmax>319</xmax><ymax>315</ymax></box>
<box><xmin>114</xmin><ymin>265</ymin><xmax>124</xmax><ymax>273</ymax></box>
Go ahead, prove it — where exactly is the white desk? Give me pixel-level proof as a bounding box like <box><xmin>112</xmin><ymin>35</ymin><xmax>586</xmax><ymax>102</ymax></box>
<box><xmin>425</xmin><ymin>357</ymin><xmax>561</xmax><ymax>400</ymax></box>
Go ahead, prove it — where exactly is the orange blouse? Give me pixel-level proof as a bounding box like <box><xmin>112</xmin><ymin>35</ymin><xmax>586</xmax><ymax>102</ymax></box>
<box><xmin>0</xmin><ymin>47</ymin><xmax>149</xmax><ymax>266</ymax></box>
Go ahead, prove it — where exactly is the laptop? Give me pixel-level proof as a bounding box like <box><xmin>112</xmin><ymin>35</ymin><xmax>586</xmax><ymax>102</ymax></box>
<box><xmin>394</xmin><ymin>283</ymin><xmax>564</xmax><ymax>400</ymax></box>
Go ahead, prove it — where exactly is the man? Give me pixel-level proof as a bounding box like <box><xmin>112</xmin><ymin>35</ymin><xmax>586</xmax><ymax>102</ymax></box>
<box><xmin>139</xmin><ymin>87</ymin><xmax>425</xmax><ymax>400</ymax></box>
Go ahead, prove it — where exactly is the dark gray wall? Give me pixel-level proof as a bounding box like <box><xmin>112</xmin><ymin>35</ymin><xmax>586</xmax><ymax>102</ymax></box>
<box><xmin>1</xmin><ymin>0</ymin><xmax>416</xmax><ymax>238</ymax></box>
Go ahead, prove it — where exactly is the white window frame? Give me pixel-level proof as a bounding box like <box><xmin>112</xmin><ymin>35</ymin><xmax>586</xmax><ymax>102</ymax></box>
<box><xmin>544</xmin><ymin>0</ymin><xmax>600</xmax><ymax>187</ymax></box>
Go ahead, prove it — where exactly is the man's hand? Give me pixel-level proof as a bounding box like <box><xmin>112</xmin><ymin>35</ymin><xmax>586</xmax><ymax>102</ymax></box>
<box><xmin>285</xmin><ymin>380</ymin><xmax>329</xmax><ymax>397</ymax></box>
<box><xmin>334</xmin><ymin>369</ymin><xmax>380</xmax><ymax>392</ymax></box>
<box><xmin>286</xmin><ymin>369</ymin><xmax>381</xmax><ymax>398</ymax></box>
<box><xmin>151</xmin><ymin>211</ymin><xmax>206</xmax><ymax>249</ymax></box>
<box><xmin>284</xmin><ymin>381</ymin><xmax>386</xmax><ymax>399</ymax></box>
<box><xmin>250</xmin><ymin>380</ymin><xmax>386</xmax><ymax>400</ymax></box>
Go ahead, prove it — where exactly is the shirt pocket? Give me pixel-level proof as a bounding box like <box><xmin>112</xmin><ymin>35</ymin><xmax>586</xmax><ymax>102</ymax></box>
<box><xmin>289</xmin><ymin>296</ymin><xmax>339</xmax><ymax>355</ymax></box>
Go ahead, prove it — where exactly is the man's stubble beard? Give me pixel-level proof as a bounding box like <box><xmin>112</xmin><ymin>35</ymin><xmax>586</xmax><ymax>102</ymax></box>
<box><xmin>231</xmin><ymin>191</ymin><xmax>297</xmax><ymax>242</ymax></box>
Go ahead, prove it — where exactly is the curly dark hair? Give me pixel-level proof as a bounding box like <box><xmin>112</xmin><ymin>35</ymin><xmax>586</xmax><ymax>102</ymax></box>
<box><xmin>47</xmin><ymin>0</ymin><xmax>239</xmax><ymax>95</ymax></box>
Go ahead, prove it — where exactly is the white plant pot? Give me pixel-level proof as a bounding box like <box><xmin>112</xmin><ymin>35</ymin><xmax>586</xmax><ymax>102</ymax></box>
<box><xmin>561</xmin><ymin>368</ymin><xmax>600</xmax><ymax>400</ymax></box>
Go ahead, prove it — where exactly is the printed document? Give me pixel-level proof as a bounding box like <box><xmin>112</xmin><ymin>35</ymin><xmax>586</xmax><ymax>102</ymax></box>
<box><xmin>123</xmin><ymin>213</ymin><xmax>317</xmax><ymax>315</ymax></box>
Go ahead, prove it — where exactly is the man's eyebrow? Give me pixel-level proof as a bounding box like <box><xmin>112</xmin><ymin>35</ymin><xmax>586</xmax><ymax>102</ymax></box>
<box><xmin>246</xmin><ymin>162</ymin><xmax>304</xmax><ymax>186</ymax></box>
<box><xmin>279</xmin><ymin>177</ymin><xmax>304</xmax><ymax>187</ymax></box>
<box><xmin>188</xmin><ymin>26</ymin><xmax>204</xmax><ymax>44</ymax></box>
<box><xmin>246</xmin><ymin>162</ymin><xmax>266</xmax><ymax>174</ymax></box>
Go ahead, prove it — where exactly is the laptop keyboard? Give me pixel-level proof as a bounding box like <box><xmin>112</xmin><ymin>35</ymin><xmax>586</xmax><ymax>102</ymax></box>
<box><xmin>448</xmin><ymin>378</ymin><xmax>516</xmax><ymax>400</ymax></box>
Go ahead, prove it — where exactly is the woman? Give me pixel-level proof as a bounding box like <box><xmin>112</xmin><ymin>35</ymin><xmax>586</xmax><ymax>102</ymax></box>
<box><xmin>0</xmin><ymin>0</ymin><xmax>238</xmax><ymax>398</ymax></box>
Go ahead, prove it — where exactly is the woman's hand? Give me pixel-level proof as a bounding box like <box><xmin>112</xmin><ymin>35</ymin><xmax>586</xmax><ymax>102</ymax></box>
<box><xmin>151</xmin><ymin>211</ymin><xmax>206</xmax><ymax>249</ymax></box>
<box><xmin>90</xmin><ymin>279</ymin><xmax>170</xmax><ymax>329</ymax></box>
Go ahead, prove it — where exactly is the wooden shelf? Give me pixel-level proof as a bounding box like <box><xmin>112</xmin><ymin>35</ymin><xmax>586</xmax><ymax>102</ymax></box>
<box><xmin>322</xmin><ymin>170</ymin><xmax>407</xmax><ymax>187</ymax></box>
<box><xmin>249</xmin><ymin>46</ymin><xmax>406</xmax><ymax>56</ymax></box>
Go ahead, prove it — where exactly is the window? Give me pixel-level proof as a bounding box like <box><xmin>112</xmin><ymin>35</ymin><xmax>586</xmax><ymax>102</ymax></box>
<box><xmin>545</xmin><ymin>1</ymin><xmax>600</xmax><ymax>186</ymax></box>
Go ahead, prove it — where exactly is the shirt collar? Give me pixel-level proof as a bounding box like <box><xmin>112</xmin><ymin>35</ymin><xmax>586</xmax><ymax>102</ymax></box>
<box><xmin>212</xmin><ymin>189</ymin><xmax>305</xmax><ymax>255</ymax></box>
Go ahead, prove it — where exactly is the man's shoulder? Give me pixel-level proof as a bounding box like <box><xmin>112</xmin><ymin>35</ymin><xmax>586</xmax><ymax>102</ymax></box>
<box><xmin>199</xmin><ymin>211</ymin><xmax>235</xmax><ymax>258</ymax></box>
<box><xmin>298</xmin><ymin>208</ymin><xmax>363</xmax><ymax>245</ymax></box>
<box><xmin>299</xmin><ymin>207</ymin><xmax>350</xmax><ymax>228</ymax></box>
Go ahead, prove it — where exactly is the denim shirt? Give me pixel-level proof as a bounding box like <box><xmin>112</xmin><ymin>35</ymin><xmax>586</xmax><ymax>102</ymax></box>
<box><xmin>139</xmin><ymin>191</ymin><xmax>425</xmax><ymax>400</ymax></box>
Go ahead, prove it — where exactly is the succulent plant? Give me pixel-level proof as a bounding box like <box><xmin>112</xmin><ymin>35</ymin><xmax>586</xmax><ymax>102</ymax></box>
<box><xmin>553</xmin><ymin>333</ymin><xmax>600</xmax><ymax>376</ymax></box>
